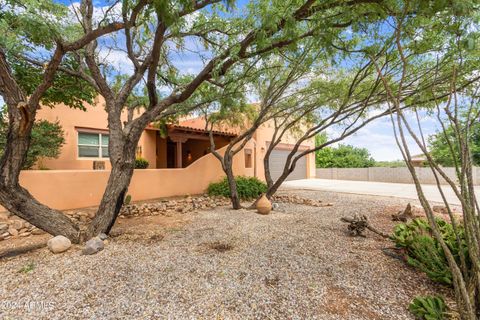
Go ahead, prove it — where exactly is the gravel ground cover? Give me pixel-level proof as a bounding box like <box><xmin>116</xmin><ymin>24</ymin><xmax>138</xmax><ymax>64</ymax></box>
<box><xmin>0</xmin><ymin>190</ymin><xmax>450</xmax><ymax>319</ymax></box>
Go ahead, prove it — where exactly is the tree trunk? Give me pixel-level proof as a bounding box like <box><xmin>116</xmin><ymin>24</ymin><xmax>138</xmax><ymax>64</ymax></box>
<box><xmin>265</xmin><ymin>162</ymin><xmax>295</xmax><ymax>199</ymax></box>
<box><xmin>0</xmin><ymin>105</ymin><xmax>81</xmax><ymax>242</ymax></box>
<box><xmin>86</xmin><ymin>142</ymin><xmax>136</xmax><ymax>238</ymax></box>
<box><xmin>0</xmin><ymin>187</ymin><xmax>80</xmax><ymax>241</ymax></box>
<box><xmin>224</xmin><ymin>155</ymin><xmax>241</xmax><ymax>209</ymax></box>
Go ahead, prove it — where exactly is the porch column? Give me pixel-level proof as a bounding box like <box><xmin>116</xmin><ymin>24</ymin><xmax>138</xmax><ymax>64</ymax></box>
<box><xmin>170</xmin><ymin>135</ymin><xmax>188</xmax><ymax>168</ymax></box>
<box><xmin>176</xmin><ymin>141</ymin><xmax>182</xmax><ymax>168</ymax></box>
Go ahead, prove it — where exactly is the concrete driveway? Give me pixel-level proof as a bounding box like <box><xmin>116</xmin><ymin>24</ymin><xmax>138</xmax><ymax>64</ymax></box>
<box><xmin>282</xmin><ymin>179</ymin><xmax>480</xmax><ymax>206</ymax></box>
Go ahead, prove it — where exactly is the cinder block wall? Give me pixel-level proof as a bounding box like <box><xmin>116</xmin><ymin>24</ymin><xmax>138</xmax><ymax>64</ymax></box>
<box><xmin>316</xmin><ymin>167</ymin><xmax>480</xmax><ymax>185</ymax></box>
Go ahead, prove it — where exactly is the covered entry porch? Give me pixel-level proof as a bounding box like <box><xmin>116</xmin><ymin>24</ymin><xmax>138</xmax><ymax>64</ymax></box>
<box><xmin>141</xmin><ymin>124</ymin><xmax>236</xmax><ymax>169</ymax></box>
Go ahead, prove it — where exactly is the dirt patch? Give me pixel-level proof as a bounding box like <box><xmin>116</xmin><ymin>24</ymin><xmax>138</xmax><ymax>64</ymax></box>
<box><xmin>205</xmin><ymin>241</ymin><xmax>234</xmax><ymax>253</ymax></box>
<box><xmin>0</xmin><ymin>209</ymin><xmax>191</xmax><ymax>257</ymax></box>
<box><xmin>0</xmin><ymin>234</ymin><xmax>50</xmax><ymax>258</ymax></box>
<box><xmin>321</xmin><ymin>285</ymin><xmax>383</xmax><ymax>319</ymax></box>
<box><xmin>109</xmin><ymin>213</ymin><xmax>190</xmax><ymax>242</ymax></box>
<box><xmin>264</xmin><ymin>275</ymin><xmax>280</xmax><ymax>287</ymax></box>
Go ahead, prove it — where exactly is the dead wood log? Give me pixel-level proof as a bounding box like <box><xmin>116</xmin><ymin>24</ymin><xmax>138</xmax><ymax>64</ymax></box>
<box><xmin>340</xmin><ymin>214</ymin><xmax>390</xmax><ymax>238</ymax></box>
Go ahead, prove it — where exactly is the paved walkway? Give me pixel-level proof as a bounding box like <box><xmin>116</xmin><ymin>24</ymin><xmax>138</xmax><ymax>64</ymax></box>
<box><xmin>282</xmin><ymin>179</ymin><xmax>480</xmax><ymax>206</ymax></box>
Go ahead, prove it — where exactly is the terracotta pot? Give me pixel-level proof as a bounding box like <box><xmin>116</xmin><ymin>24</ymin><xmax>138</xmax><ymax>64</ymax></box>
<box><xmin>256</xmin><ymin>194</ymin><xmax>272</xmax><ymax>215</ymax></box>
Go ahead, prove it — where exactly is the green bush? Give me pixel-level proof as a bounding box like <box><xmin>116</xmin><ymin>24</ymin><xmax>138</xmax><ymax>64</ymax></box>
<box><xmin>207</xmin><ymin>176</ymin><xmax>267</xmax><ymax>200</ymax></box>
<box><xmin>134</xmin><ymin>157</ymin><xmax>149</xmax><ymax>169</ymax></box>
<box><xmin>391</xmin><ymin>218</ymin><xmax>469</xmax><ymax>285</ymax></box>
<box><xmin>409</xmin><ymin>296</ymin><xmax>447</xmax><ymax>320</ymax></box>
<box><xmin>124</xmin><ymin>194</ymin><xmax>132</xmax><ymax>205</ymax></box>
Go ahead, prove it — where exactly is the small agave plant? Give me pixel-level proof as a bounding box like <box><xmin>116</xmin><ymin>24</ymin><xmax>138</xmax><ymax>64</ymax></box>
<box><xmin>409</xmin><ymin>296</ymin><xmax>447</xmax><ymax>320</ymax></box>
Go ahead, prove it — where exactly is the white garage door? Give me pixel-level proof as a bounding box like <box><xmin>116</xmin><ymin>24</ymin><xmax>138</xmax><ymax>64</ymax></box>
<box><xmin>269</xmin><ymin>149</ymin><xmax>307</xmax><ymax>181</ymax></box>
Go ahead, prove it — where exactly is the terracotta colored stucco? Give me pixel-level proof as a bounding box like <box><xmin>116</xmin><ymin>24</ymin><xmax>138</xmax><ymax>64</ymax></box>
<box><xmin>10</xmin><ymin>98</ymin><xmax>316</xmax><ymax>211</ymax></box>
<box><xmin>5</xmin><ymin>145</ymin><xmax>247</xmax><ymax>211</ymax></box>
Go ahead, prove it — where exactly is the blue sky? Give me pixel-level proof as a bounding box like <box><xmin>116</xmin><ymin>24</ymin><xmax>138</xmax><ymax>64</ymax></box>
<box><xmin>5</xmin><ymin>0</ymin><xmax>443</xmax><ymax>161</ymax></box>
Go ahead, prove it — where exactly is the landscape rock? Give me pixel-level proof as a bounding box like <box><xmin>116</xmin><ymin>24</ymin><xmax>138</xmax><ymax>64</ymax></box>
<box><xmin>9</xmin><ymin>220</ymin><xmax>24</xmax><ymax>230</ymax></box>
<box><xmin>0</xmin><ymin>211</ymin><xmax>10</xmax><ymax>220</ymax></box>
<box><xmin>98</xmin><ymin>233</ymin><xmax>108</xmax><ymax>240</ymax></box>
<box><xmin>271</xmin><ymin>194</ymin><xmax>331</xmax><ymax>207</ymax></box>
<box><xmin>0</xmin><ymin>223</ymin><xmax>8</xmax><ymax>233</ymax></box>
<box><xmin>119</xmin><ymin>195</ymin><xmax>231</xmax><ymax>218</ymax></box>
<box><xmin>47</xmin><ymin>235</ymin><xmax>72</xmax><ymax>254</ymax></box>
<box><xmin>8</xmin><ymin>228</ymin><xmax>18</xmax><ymax>237</ymax></box>
<box><xmin>432</xmin><ymin>205</ymin><xmax>448</xmax><ymax>214</ymax></box>
<box><xmin>82</xmin><ymin>237</ymin><xmax>104</xmax><ymax>255</ymax></box>
<box><xmin>31</xmin><ymin>228</ymin><xmax>46</xmax><ymax>235</ymax></box>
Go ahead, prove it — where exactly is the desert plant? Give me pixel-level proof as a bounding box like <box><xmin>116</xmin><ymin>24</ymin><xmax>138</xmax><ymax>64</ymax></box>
<box><xmin>207</xmin><ymin>176</ymin><xmax>267</xmax><ymax>200</ymax></box>
<box><xmin>124</xmin><ymin>195</ymin><xmax>132</xmax><ymax>205</ymax></box>
<box><xmin>392</xmin><ymin>218</ymin><xmax>469</xmax><ymax>285</ymax></box>
<box><xmin>17</xmin><ymin>261</ymin><xmax>35</xmax><ymax>274</ymax></box>
<box><xmin>372</xmin><ymin>8</ymin><xmax>480</xmax><ymax>317</ymax></box>
<box><xmin>134</xmin><ymin>158</ymin><xmax>149</xmax><ymax>169</ymax></box>
<box><xmin>409</xmin><ymin>296</ymin><xmax>447</xmax><ymax>320</ymax></box>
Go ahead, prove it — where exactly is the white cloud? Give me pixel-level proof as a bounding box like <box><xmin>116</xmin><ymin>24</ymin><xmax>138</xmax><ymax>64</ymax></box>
<box><xmin>97</xmin><ymin>47</ymin><xmax>134</xmax><ymax>74</ymax></box>
<box><xmin>335</xmin><ymin>113</ymin><xmax>439</xmax><ymax>161</ymax></box>
<box><xmin>66</xmin><ymin>2</ymin><xmax>123</xmax><ymax>26</ymax></box>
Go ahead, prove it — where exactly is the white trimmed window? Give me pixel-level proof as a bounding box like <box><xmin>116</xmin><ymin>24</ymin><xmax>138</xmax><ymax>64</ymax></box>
<box><xmin>78</xmin><ymin>131</ymin><xmax>109</xmax><ymax>158</ymax></box>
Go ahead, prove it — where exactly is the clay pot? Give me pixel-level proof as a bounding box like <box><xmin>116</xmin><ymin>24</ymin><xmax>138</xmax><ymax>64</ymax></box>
<box><xmin>256</xmin><ymin>194</ymin><xmax>272</xmax><ymax>215</ymax></box>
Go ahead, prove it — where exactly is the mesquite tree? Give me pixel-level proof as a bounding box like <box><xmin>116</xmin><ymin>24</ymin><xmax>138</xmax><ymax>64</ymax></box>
<box><xmin>0</xmin><ymin>0</ymin><xmax>126</xmax><ymax>242</ymax></box>
<box><xmin>2</xmin><ymin>0</ymin><xmax>395</xmax><ymax>240</ymax></box>
<box><xmin>258</xmin><ymin>2</ymin><xmax>480</xmax><ymax>201</ymax></box>
<box><xmin>204</xmin><ymin>48</ymin><xmax>318</xmax><ymax>209</ymax></box>
<box><xmin>369</xmin><ymin>3</ymin><xmax>480</xmax><ymax>318</ymax></box>
<box><xmin>79</xmin><ymin>0</ymin><xmax>373</xmax><ymax>236</ymax></box>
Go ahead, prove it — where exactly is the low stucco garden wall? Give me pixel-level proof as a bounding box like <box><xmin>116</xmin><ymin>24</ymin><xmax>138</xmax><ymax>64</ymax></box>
<box><xmin>316</xmin><ymin>167</ymin><xmax>480</xmax><ymax>185</ymax></box>
<box><xmin>2</xmin><ymin>146</ymin><xmax>254</xmax><ymax>211</ymax></box>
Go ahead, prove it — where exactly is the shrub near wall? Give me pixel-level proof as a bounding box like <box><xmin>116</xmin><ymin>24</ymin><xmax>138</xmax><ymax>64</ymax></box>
<box><xmin>207</xmin><ymin>176</ymin><xmax>267</xmax><ymax>200</ymax></box>
<box><xmin>134</xmin><ymin>157</ymin><xmax>149</xmax><ymax>169</ymax></box>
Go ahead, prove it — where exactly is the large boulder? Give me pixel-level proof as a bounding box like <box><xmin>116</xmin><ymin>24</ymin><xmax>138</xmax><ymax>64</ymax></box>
<box><xmin>47</xmin><ymin>236</ymin><xmax>72</xmax><ymax>254</ymax></box>
<box><xmin>82</xmin><ymin>237</ymin><xmax>104</xmax><ymax>255</ymax></box>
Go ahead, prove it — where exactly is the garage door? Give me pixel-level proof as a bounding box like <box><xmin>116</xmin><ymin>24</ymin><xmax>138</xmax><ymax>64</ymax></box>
<box><xmin>269</xmin><ymin>149</ymin><xmax>307</xmax><ymax>181</ymax></box>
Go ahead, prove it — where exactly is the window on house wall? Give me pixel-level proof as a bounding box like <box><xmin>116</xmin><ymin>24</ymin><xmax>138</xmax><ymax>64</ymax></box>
<box><xmin>78</xmin><ymin>132</ymin><xmax>109</xmax><ymax>158</ymax></box>
<box><xmin>244</xmin><ymin>148</ymin><xmax>252</xmax><ymax>168</ymax></box>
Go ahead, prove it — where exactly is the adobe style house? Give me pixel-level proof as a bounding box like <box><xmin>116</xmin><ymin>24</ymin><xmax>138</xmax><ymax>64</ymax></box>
<box><xmin>8</xmin><ymin>96</ymin><xmax>315</xmax><ymax>211</ymax></box>
<box><xmin>35</xmin><ymin>96</ymin><xmax>316</xmax><ymax>182</ymax></box>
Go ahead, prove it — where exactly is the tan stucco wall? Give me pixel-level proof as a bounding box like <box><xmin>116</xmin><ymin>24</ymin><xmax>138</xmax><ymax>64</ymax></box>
<box><xmin>253</xmin><ymin>121</ymin><xmax>316</xmax><ymax>180</ymax></box>
<box><xmin>36</xmin><ymin>96</ymin><xmax>113</xmax><ymax>170</ymax></box>
<box><xmin>139</xmin><ymin>130</ymin><xmax>157</xmax><ymax>168</ymax></box>
<box><xmin>36</xmin><ymin>97</ymin><xmax>160</xmax><ymax>170</ymax></box>
<box><xmin>2</xmin><ymin>146</ymin><xmax>249</xmax><ymax>211</ymax></box>
<box><xmin>36</xmin><ymin>98</ymin><xmax>314</xmax><ymax>177</ymax></box>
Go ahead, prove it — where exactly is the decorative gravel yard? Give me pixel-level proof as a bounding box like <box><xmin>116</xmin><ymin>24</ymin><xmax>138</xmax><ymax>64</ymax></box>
<box><xmin>0</xmin><ymin>190</ymin><xmax>450</xmax><ymax>319</ymax></box>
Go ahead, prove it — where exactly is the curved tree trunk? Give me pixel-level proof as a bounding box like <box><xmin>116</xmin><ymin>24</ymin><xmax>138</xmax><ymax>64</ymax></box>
<box><xmin>85</xmin><ymin>140</ymin><xmax>137</xmax><ymax>238</ymax></box>
<box><xmin>0</xmin><ymin>104</ymin><xmax>81</xmax><ymax>242</ymax></box>
<box><xmin>249</xmin><ymin>151</ymin><xmax>297</xmax><ymax>209</ymax></box>
<box><xmin>224</xmin><ymin>154</ymin><xmax>241</xmax><ymax>209</ymax></box>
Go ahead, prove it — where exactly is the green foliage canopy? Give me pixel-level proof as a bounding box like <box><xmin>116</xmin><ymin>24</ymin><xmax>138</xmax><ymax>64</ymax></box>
<box><xmin>315</xmin><ymin>134</ymin><xmax>375</xmax><ymax>168</ymax></box>
<box><xmin>429</xmin><ymin>122</ymin><xmax>480</xmax><ymax>167</ymax></box>
<box><xmin>0</xmin><ymin>112</ymin><xmax>65</xmax><ymax>169</ymax></box>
